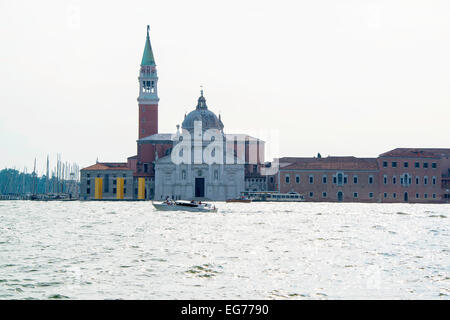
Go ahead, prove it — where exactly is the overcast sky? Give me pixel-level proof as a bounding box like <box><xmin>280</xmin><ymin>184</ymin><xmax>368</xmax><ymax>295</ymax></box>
<box><xmin>1</xmin><ymin>0</ymin><xmax>449</xmax><ymax>175</ymax></box>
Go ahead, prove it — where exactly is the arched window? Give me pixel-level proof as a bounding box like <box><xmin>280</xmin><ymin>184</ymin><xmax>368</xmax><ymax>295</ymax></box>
<box><xmin>337</xmin><ymin>173</ymin><xmax>343</xmax><ymax>185</ymax></box>
<box><xmin>181</xmin><ymin>170</ymin><xmax>186</xmax><ymax>180</ymax></box>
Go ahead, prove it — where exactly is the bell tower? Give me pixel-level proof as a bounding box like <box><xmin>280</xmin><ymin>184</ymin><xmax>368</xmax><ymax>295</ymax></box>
<box><xmin>138</xmin><ymin>25</ymin><xmax>159</xmax><ymax>139</ymax></box>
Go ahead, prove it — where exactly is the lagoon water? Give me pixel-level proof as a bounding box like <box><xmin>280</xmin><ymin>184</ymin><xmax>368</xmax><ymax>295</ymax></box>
<box><xmin>0</xmin><ymin>201</ymin><xmax>449</xmax><ymax>299</ymax></box>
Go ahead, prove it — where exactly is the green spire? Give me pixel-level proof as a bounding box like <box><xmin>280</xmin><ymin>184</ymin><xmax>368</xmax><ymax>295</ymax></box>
<box><xmin>141</xmin><ymin>25</ymin><xmax>155</xmax><ymax>66</ymax></box>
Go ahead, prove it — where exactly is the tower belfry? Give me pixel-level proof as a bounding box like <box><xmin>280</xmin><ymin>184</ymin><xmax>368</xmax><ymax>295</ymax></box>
<box><xmin>138</xmin><ymin>25</ymin><xmax>159</xmax><ymax>139</ymax></box>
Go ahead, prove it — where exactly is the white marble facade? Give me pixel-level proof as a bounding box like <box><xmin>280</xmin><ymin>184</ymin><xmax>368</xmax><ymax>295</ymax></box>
<box><xmin>154</xmin><ymin>159</ymin><xmax>244</xmax><ymax>201</ymax></box>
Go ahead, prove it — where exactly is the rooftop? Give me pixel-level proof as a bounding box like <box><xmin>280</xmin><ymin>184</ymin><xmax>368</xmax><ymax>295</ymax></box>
<box><xmin>81</xmin><ymin>162</ymin><xmax>132</xmax><ymax>171</ymax></box>
<box><xmin>379</xmin><ymin>148</ymin><xmax>450</xmax><ymax>158</ymax></box>
<box><xmin>280</xmin><ymin>156</ymin><xmax>379</xmax><ymax>171</ymax></box>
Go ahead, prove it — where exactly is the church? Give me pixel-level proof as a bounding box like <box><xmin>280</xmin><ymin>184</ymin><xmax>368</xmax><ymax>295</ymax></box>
<box><xmin>80</xmin><ymin>26</ymin><xmax>267</xmax><ymax>200</ymax></box>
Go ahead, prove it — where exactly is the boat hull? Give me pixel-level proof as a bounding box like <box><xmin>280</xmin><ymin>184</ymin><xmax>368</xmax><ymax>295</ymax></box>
<box><xmin>152</xmin><ymin>203</ymin><xmax>218</xmax><ymax>213</ymax></box>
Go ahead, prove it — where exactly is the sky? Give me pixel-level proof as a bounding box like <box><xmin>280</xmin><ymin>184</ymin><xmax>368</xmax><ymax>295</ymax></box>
<box><xmin>1</xmin><ymin>0</ymin><xmax>449</xmax><ymax>175</ymax></box>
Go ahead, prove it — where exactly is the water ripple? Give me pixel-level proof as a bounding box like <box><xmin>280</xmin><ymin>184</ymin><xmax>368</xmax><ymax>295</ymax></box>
<box><xmin>0</xmin><ymin>201</ymin><xmax>448</xmax><ymax>299</ymax></box>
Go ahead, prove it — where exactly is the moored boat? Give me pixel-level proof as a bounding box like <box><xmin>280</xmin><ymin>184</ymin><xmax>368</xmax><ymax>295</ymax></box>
<box><xmin>152</xmin><ymin>200</ymin><xmax>218</xmax><ymax>212</ymax></box>
<box><xmin>240</xmin><ymin>191</ymin><xmax>305</xmax><ymax>202</ymax></box>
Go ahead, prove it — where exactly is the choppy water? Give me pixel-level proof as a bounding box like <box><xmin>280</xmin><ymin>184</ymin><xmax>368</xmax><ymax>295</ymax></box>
<box><xmin>0</xmin><ymin>201</ymin><xmax>449</xmax><ymax>299</ymax></box>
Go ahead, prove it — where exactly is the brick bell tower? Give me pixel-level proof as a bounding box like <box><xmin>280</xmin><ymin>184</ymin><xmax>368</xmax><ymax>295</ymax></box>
<box><xmin>138</xmin><ymin>25</ymin><xmax>159</xmax><ymax>139</ymax></box>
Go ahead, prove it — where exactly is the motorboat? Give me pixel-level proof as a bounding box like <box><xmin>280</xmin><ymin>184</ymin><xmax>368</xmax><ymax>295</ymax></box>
<box><xmin>152</xmin><ymin>200</ymin><xmax>218</xmax><ymax>212</ymax></box>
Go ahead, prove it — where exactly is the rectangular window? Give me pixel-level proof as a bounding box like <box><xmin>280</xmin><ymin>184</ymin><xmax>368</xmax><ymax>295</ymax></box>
<box><xmin>343</xmin><ymin>177</ymin><xmax>348</xmax><ymax>184</ymax></box>
<box><xmin>123</xmin><ymin>188</ymin><xmax>126</xmax><ymax>194</ymax></box>
<box><xmin>285</xmin><ymin>175</ymin><xmax>290</xmax><ymax>184</ymax></box>
<box><xmin>423</xmin><ymin>162</ymin><xmax>428</xmax><ymax>168</ymax></box>
<box><xmin>353</xmin><ymin>176</ymin><xmax>358</xmax><ymax>184</ymax></box>
<box><xmin>393</xmin><ymin>176</ymin><xmax>397</xmax><ymax>184</ymax></box>
<box><xmin>322</xmin><ymin>192</ymin><xmax>327</xmax><ymax>198</ymax></box>
<box><xmin>383</xmin><ymin>161</ymin><xmax>387</xmax><ymax>167</ymax></box>
<box><xmin>333</xmin><ymin>177</ymin><xmax>337</xmax><ymax>184</ymax></box>
<box><xmin>353</xmin><ymin>192</ymin><xmax>358</xmax><ymax>198</ymax></box>
<box><xmin>424</xmin><ymin>177</ymin><xmax>428</xmax><ymax>185</ymax></box>
<box><xmin>369</xmin><ymin>192</ymin><xmax>374</xmax><ymax>198</ymax></box>
<box><xmin>416</xmin><ymin>193</ymin><xmax>419</xmax><ymax>199</ymax></box>
<box><xmin>432</xmin><ymin>177</ymin><xmax>436</xmax><ymax>185</ymax></box>
<box><xmin>309</xmin><ymin>192</ymin><xmax>314</xmax><ymax>197</ymax></box>
<box><xmin>432</xmin><ymin>193</ymin><xmax>436</xmax><ymax>199</ymax></box>
<box><xmin>87</xmin><ymin>179</ymin><xmax>90</xmax><ymax>185</ymax></box>
<box><xmin>309</xmin><ymin>176</ymin><xmax>314</xmax><ymax>184</ymax></box>
<box><xmin>416</xmin><ymin>177</ymin><xmax>419</xmax><ymax>185</ymax></box>
<box><xmin>368</xmin><ymin>176</ymin><xmax>374</xmax><ymax>184</ymax></box>
<box><xmin>87</xmin><ymin>188</ymin><xmax>90</xmax><ymax>194</ymax></box>
<box><xmin>393</xmin><ymin>193</ymin><xmax>397</xmax><ymax>198</ymax></box>
<box><xmin>392</xmin><ymin>162</ymin><xmax>397</xmax><ymax>168</ymax></box>
<box><xmin>113</xmin><ymin>188</ymin><xmax>116</xmax><ymax>193</ymax></box>
<box><xmin>322</xmin><ymin>176</ymin><xmax>327</xmax><ymax>184</ymax></box>
<box><xmin>415</xmin><ymin>162</ymin><xmax>420</xmax><ymax>168</ymax></box>
<box><xmin>432</xmin><ymin>163</ymin><xmax>437</xmax><ymax>169</ymax></box>
<box><xmin>404</xmin><ymin>162</ymin><xmax>408</xmax><ymax>168</ymax></box>
<box><xmin>295</xmin><ymin>176</ymin><xmax>300</xmax><ymax>183</ymax></box>
<box><xmin>383</xmin><ymin>175</ymin><xmax>387</xmax><ymax>184</ymax></box>
<box><xmin>384</xmin><ymin>193</ymin><xmax>387</xmax><ymax>198</ymax></box>
<box><xmin>424</xmin><ymin>193</ymin><xmax>428</xmax><ymax>199</ymax></box>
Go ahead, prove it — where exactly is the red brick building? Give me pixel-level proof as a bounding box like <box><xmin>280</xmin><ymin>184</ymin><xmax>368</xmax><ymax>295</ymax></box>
<box><xmin>377</xmin><ymin>148</ymin><xmax>450</xmax><ymax>203</ymax></box>
<box><xmin>271</xmin><ymin>148</ymin><xmax>450</xmax><ymax>203</ymax></box>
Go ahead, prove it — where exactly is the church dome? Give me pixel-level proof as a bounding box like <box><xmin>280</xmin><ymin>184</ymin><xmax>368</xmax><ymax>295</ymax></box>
<box><xmin>181</xmin><ymin>91</ymin><xmax>224</xmax><ymax>132</ymax></box>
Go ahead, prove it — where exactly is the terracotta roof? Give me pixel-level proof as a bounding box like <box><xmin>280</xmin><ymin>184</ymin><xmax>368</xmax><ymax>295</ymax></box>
<box><xmin>280</xmin><ymin>157</ymin><xmax>378</xmax><ymax>171</ymax></box>
<box><xmin>81</xmin><ymin>162</ymin><xmax>132</xmax><ymax>171</ymax></box>
<box><xmin>380</xmin><ymin>148</ymin><xmax>450</xmax><ymax>158</ymax></box>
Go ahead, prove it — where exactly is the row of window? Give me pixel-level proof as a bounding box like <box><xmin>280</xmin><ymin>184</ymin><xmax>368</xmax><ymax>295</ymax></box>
<box><xmin>284</xmin><ymin>174</ymin><xmax>438</xmax><ymax>186</ymax></box>
<box><xmin>383</xmin><ymin>192</ymin><xmax>437</xmax><ymax>199</ymax></box>
<box><xmin>383</xmin><ymin>175</ymin><xmax>437</xmax><ymax>185</ymax></box>
<box><xmin>285</xmin><ymin>174</ymin><xmax>374</xmax><ymax>185</ymax></box>
<box><xmin>383</xmin><ymin>161</ymin><xmax>437</xmax><ymax>169</ymax></box>
<box><xmin>306</xmin><ymin>191</ymin><xmax>438</xmax><ymax>199</ymax></box>
<box><xmin>308</xmin><ymin>191</ymin><xmax>375</xmax><ymax>198</ymax></box>
<box><xmin>246</xmin><ymin>178</ymin><xmax>265</xmax><ymax>183</ymax></box>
